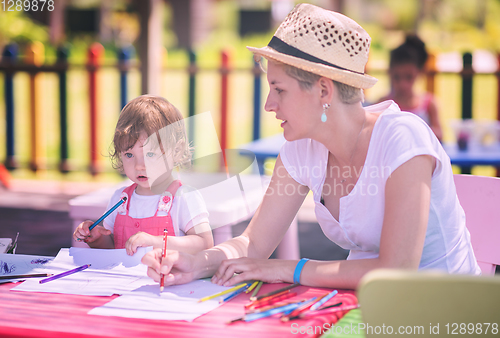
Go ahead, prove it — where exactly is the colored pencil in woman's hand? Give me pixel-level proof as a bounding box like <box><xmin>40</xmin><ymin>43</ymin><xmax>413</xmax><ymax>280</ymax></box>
<box><xmin>160</xmin><ymin>229</ymin><xmax>168</xmax><ymax>292</ymax></box>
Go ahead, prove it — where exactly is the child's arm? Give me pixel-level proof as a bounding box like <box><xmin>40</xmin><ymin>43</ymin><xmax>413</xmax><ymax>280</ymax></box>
<box><xmin>125</xmin><ymin>222</ymin><xmax>213</xmax><ymax>256</ymax></box>
<box><xmin>73</xmin><ymin>220</ymin><xmax>114</xmax><ymax>249</ymax></box>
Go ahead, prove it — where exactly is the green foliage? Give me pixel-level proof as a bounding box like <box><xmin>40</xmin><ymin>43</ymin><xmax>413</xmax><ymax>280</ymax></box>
<box><xmin>0</xmin><ymin>11</ymin><xmax>48</xmax><ymax>50</ymax></box>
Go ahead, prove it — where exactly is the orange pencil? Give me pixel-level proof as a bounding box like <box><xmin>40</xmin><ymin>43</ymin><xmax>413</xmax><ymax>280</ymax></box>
<box><xmin>245</xmin><ymin>290</ymin><xmax>295</xmax><ymax>310</ymax></box>
<box><xmin>246</xmin><ymin>292</ymin><xmax>298</xmax><ymax>312</ymax></box>
<box><xmin>160</xmin><ymin>229</ymin><xmax>168</xmax><ymax>292</ymax></box>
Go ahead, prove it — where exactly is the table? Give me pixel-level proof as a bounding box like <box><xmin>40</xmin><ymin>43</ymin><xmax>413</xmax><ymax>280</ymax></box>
<box><xmin>0</xmin><ymin>281</ymin><xmax>359</xmax><ymax>338</ymax></box>
<box><xmin>241</xmin><ymin>134</ymin><xmax>500</xmax><ymax>174</ymax></box>
<box><xmin>69</xmin><ymin>172</ymin><xmax>300</xmax><ymax>260</ymax></box>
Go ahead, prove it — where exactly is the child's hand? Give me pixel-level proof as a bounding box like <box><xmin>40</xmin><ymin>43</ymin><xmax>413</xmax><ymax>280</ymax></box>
<box><xmin>125</xmin><ymin>231</ymin><xmax>157</xmax><ymax>256</ymax></box>
<box><xmin>73</xmin><ymin>220</ymin><xmax>111</xmax><ymax>244</ymax></box>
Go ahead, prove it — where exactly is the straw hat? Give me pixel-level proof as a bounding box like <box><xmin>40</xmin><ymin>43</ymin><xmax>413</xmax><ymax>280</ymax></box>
<box><xmin>247</xmin><ymin>3</ymin><xmax>377</xmax><ymax>89</ymax></box>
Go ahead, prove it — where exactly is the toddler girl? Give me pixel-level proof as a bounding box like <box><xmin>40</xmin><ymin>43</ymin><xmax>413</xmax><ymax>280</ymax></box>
<box><xmin>73</xmin><ymin>95</ymin><xmax>213</xmax><ymax>255</ymax></box>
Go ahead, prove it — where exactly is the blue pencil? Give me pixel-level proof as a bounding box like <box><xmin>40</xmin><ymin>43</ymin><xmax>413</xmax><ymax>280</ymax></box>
<box><xmin>310</xmin><ymin>289</ymin><xmax>338</xmax><ymax>311</ymax></box>
<box><xmin>243</xmin><ymin>299</ymin><xmax>308</xmax><ymax>322</ymax></box>
<box><xmin>39</xmin><ymin>264</ymin><xmax>91</xmax><ymax>284</ymax></box>
<box><xmin>89</xmin><ymin>197</ymin><xmax>127</xmax><ymax>231</ymax></box>
<box><xmin>219</xmin><ymin>282</ymin><xmax>251</xmax><ymax>304</ymax></box>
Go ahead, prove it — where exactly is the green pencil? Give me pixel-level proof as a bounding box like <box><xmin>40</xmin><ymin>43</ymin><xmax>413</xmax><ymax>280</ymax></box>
<box><xmin>250</xmin><ymin>281</ymin><xmax>263</xmax><ymax>300</ymax></box>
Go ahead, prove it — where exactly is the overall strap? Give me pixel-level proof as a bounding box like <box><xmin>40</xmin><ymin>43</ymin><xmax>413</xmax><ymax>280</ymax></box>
<box><xmin>157</xmin><ymin>180</ymin><xmax>182</xmax><ymax>214</ymax></box>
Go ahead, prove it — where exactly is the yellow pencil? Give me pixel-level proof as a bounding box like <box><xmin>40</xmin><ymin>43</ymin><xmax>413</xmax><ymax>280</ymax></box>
<box><xmin>245</xmin><ymin>281</ymin><xmax>259</xmax><ymax>293</ymax></box>
<box><xmin>198</xmin><ymin>282</ymin><xmax>250</xmax><ymax>303</ymax></box>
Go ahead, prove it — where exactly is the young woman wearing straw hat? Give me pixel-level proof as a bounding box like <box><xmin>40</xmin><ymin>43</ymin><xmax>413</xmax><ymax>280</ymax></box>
<box><xmin>142</xmin><ymin>3</ymin><xmax>480</xmax><ymax>289</ymax></box>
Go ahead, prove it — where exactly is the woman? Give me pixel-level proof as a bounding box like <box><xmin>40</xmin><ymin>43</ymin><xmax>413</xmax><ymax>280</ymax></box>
<box><xmin>142</xmin><ymin>3</ymin><xmax>480</xmax><ymax>290</ymax></box>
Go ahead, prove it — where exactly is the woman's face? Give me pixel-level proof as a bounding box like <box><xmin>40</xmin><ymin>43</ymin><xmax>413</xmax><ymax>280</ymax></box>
<box><xmin>389</xmin><ymin>62</ymin><xmax>420</xmax><ymax>98</ymax></box>
<box><xmin>264</xmin><ymin>61</ymin><xmax>318</xmax><ymax>141</ymax></box>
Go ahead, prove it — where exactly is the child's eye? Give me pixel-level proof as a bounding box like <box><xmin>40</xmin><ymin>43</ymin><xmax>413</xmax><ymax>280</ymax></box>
<box><xmin>275</xmin><ymin>88</ymin><xmax>283</xmax><ymax>94</ymax></box>
<box><xmin>124</xmin><ymin>152</ymin><xmax>133</xmax><ymax>158</ymax></box>
<box><xmin>146</xmin><ymin>152</ymin><xmax>156</xmax><ymax>158</ymax></box>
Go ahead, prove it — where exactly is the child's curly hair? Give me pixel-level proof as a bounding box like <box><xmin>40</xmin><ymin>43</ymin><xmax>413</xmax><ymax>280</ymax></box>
<box><xmin>109</xmin><ymin>95</ymin><xmax>192</xmax><ymax>173</ymax></box>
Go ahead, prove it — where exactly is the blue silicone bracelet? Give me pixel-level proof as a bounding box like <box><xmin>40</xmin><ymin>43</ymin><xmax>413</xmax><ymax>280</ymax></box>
<box><xmin>293</xmin><ymin>258</ymin><xmax>310</xmax><ymax>284</ymax></box>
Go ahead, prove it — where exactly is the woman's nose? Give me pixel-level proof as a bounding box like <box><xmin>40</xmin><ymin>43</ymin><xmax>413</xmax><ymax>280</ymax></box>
<box><xmin>264</xmin><ymin>93</ymin><xmax>277</xmax><ymax>112</ymax></box>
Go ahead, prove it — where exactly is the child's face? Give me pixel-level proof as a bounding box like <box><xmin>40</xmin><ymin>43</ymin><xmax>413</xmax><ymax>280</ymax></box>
<box><xmin>389</xmin><ymin>63</ymin><xmax>420</xmax><ymax>97</ymax></box>
<box><xmin>121</xmin><ymin>131</ymin><xmax>175</xmax><ymax>195</ymax></box>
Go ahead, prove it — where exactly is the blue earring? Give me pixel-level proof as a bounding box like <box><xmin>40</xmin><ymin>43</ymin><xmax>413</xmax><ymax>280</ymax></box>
<box><xmin>321</xmin><ymin>103</ymin><xmax>330</xmax><ymax>122</ymax></box>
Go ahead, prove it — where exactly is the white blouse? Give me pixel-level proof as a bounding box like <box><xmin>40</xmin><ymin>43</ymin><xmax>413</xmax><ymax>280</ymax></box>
<box><xmin>280</xmin><ymin>101</ymin><xmax>480</xmax><ymax>274</ymax></box>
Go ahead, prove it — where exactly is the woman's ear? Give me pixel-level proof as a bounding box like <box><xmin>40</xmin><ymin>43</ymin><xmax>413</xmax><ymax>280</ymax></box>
<box><xmin>318</xmin><ymin>77</ymin><xmax>334</xmax><ymax>103</ymax></box>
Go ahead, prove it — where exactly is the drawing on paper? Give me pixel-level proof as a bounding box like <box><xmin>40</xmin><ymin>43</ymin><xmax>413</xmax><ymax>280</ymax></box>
<box><xmin>0</xmin><ymin>261</ymin><xmax>16</xmax><ymax>274</ymax></box>
<box><xmin>31</xmin><ymin>258</ymin><xmax>51</xmax><ymax>265</ymax></box>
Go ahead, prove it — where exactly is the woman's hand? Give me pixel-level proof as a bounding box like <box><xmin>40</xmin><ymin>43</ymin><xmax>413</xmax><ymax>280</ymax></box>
<box><xmin>125</xmin><ymin>231</ymin><xmax>159</xmax><ymax>256</ymax></box>
<box><xmin>211</xmin><ymin>258</ymin><xmax>295</xmax><ymax>287</ymax></box>
<box><xmin>141</xmin><ymin>248</ymin><xmax>197</xmax><ymax>286</ymax></box>
<box><xmin>73</xmin><ymin>220</ymin><xmax>111</xmax><ymax>244</ymax></box>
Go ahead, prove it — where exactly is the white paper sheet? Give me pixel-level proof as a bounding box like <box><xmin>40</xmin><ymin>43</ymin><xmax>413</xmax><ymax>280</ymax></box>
<box><xmin>89</xmin><ymin>278</ymin><xmax>233</xmax><ymax>321</ymax></box>
<box><xmin>12</xmin><ymin>247</ymin><xmax>153</xmax><ymax>295</ymax></box>
<box><xmin>11</xmin><ymin>247</ymin><xmax>235</xmax><ymax>321</ymax></box>
<box><xmin>0</xmin><ymin>253</ymin><xmax>54</xmax><ymax>283</ymax></box>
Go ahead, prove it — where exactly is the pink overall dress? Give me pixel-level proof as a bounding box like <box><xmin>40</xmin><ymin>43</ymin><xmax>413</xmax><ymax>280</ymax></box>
<box><xmin>113</xmin><ymin>180</ymin><xmax>182</xmax><ymax>249</ymax></box>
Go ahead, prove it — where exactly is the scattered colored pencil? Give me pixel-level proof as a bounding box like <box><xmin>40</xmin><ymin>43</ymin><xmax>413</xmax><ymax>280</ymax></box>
<box><xmin>246</xmin><ymin>292</ymin><xmax>298</xmax><ymax>312</ymax></box>
<box><xmin>229</xmin><ymin>299</ymin><xmax>309</xmax><ymax>324</ymax></box>
<box><xmin>280</xmin><ymin>296</ymin><xmax>320</xmax><ymax>322</ymax></box>
<box><xmin>310</xmin><ymin>289</ymin><xmax>338</xmax><ymax>311</ymax></box>
<box><xmin>245</xmin><ymin>280</ymin><xmax>259</xmax><ymax>293</ymax></box>
<box><xmin>219</xmin><ymin>283</ymin><xmax>251</xmax><ymax>304</ymax></box>
<box><xmin>298</xmin><ymin>304</ymin><xmax>360</xmax><ymax>319</ymax></box>
<box><xmin>39</xmin><ymin>264</ymin><xmax>91</xmax><ymax>284</ymax></box>
<box><xmin>251</xmin><ymin>283</ymin><xmax>299</xmax><ymax>301</ymax></box>
<box><xmin>245</xmin><ymin>289</ymin><xmax>295</xmax><ymax>310</ymax></box>
<box><xmin>198</xmin><ymin>282</ymin><xmax>251</xmax><ymax>303</ymax></box>
<box><xmin>250</xmin><ymin>281</ymin><xmax>263</xmax><ymax>299</ymax></box>
<box><xmin>0</xmin><ymin>273</ymin><xmax>53</xmax><ymax>280</ymax></box>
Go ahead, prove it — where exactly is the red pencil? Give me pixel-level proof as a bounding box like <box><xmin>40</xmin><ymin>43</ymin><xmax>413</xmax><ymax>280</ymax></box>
<box><xmin>246</xmin><ymin>291</ymin><xmax>298</xmax><ymax>311</ymax></box>
<box><xmin>245</xmin><ymin>289</ymin><xmax>293</xmax><ymax>309</ymax></box>
<box><xmin>160</xmin><ymin>229</ymin><xmax>168</xmax><ymax>292</ymax></box>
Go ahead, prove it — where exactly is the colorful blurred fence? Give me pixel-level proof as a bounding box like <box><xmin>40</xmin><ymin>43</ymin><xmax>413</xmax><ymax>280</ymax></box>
<box><xmin>0</xmin><ymin>42</ymin><xmax>500</xmax><ymax>176</ymax></box>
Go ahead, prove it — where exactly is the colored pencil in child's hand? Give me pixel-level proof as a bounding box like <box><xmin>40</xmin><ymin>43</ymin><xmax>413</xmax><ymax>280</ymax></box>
<box><xmin>160</xmin><ymin>229</ymin><xmax>168</xmax><ymax>292</ymax></box>
<box><xmin>88</xmin><ymin>197</ymin><xmax>127</xmax><ymax>232</ymax></box>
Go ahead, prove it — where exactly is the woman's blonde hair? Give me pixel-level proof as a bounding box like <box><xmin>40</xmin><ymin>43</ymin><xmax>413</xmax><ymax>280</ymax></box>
<box><xmin>109</xmin><ymin>95</ymin><xmax>192</xmax><ymax>172</ymax></box>
<box><xmin>276</xmin><ymin>61</ymin><xmax>364</xmax><ymax>104</ymax></box>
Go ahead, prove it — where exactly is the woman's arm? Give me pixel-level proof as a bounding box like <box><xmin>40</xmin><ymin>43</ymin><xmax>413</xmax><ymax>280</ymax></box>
<box><xmin>297</xmin><ymin>154</ymin><xmax>434</xmax><ymax>289</ymax></box>
<box><xmin>142</xmin><ymin>155</ymin><xmax>309</xmax><ymax>285</ymax></box>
